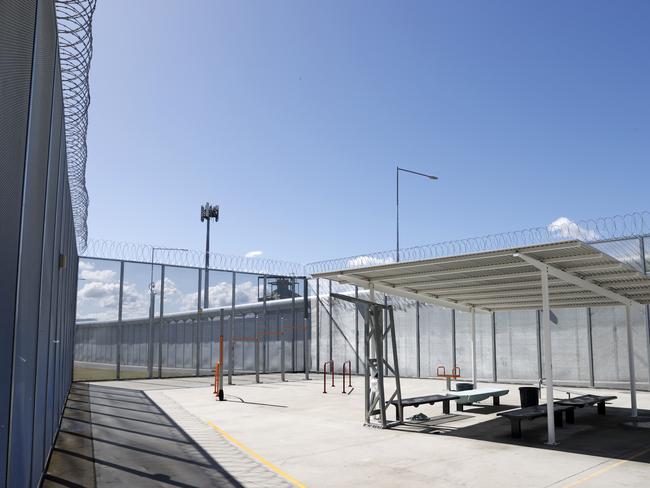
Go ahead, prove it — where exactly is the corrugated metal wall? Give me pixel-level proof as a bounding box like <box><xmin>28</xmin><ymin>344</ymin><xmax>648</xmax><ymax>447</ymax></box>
<box><xmin>0</xmin><ymin>0</ymin><xmax>79</xmax><ymax>485</ymax></box>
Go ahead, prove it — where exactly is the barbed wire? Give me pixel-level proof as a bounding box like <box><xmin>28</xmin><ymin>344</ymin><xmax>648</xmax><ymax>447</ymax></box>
<box><xmin>82</xmin><ymin>212</ymin><xmax>649</xmax><ymax>277</ymax></box>
<box><xmin>305</xmin><ymin>212</ymin><xmax>650</xmax><ymax>274</ymax></box>
<box><xmin>56</xmin><ymin>0</ymin><xmax>97</xmax><ymax>251</ymax></box>
<box><xmin>82</xmin><ymin>239</ymin><xmax>305</xmax><ymax>276</ymax></box>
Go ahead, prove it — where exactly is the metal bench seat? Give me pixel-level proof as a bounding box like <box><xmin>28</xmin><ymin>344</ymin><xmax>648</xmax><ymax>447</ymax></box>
<box><xmin>498</xmin><ymin>404</ymin><xmax>575</xmax><ymax>438</ymax></box>
<box><xmin>388</xmin><ymin>394</ymin><xmax>460</xmax><ymax>420</ymax></box>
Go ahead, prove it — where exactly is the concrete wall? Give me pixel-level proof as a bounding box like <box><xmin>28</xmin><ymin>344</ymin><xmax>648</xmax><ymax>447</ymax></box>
<box><xmin>0</xmin><ymin>1</ymin><xmax>80</xmax><ymax>485</ymax></box>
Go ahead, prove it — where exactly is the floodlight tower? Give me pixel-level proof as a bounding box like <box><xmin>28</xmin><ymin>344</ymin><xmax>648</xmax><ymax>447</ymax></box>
<box><xmin>200</xmin><ymin>203</ymin><xmax>220</xmax><ymax>310</ymax></box>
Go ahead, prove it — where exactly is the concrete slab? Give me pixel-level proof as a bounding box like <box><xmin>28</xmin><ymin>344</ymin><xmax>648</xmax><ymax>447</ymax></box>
<box><xmin>42</xmin><ymin>382</ymin><xmax>269</xmax><ymax>487</ymax></box>
<box><xmin>53</xmin><ymin>375</ymin><xmax>650</xmax><ymax>487</ymax></box>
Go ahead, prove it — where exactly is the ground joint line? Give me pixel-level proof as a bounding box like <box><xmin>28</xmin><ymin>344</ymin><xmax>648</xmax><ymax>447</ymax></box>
<box><xmin>207</xmin><ymin>420</ymin><xmax>306</xmax><ymax>488</ymax></box>
<box><xmin>562</xmin><ymin>447</ymin><xmax>650</xmax><ymax>488</ymax></box>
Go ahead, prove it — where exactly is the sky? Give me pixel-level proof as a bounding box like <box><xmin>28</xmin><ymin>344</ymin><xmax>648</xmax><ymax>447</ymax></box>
<box><xmin>85</xmin><ymin>0</ymin><xmax>650</xmax><ymax>265</ymax></box>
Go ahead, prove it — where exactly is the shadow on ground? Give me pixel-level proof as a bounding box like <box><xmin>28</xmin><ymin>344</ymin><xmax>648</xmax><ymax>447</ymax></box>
<box><xmin>43</xmin><ymin>383</ymin><xmax>243</xmax><ymax>487</ymax></box>
<box><xmin>395</xmin><ymin>404</ymin><xmax>650</xmax><ymax>463</ymax></box>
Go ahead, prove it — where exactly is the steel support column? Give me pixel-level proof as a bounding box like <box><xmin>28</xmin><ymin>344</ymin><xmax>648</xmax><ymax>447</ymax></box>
<box><xmin>586</xmin><ymin>307</ymin><xmax>595</xmax><ymax>387</ymax></box>
<box><xmin>470</xmin><ymin>308</ymin><xmax>477</xmax><ymax>388</ymax></box>
<box><xmin>491</xmin><ymin>311</ymin><xmax>497</xmax><ymax>382</ymax></box>
<box><xmin>332</xmin><ymin>292</ymin><xmax>402</xmax><ymax>428</ymax></box>
<box><xmin>384</xmin><ymin>294</ymin><xmax>388</xmax><ymax>375</ymax></box>
<box><xmin>541</xmin><ymin>266</ymin><xmax>556</xmax><ymax>445</ymax></box>
<box><xmin>451</xmin><ymin>309</ymin><xmax>457</xmax><ymax>369</ymax></box>
<box><xmin>625</xmin><ymin>304</ymin><xmax>638</xmax><ymax>417</ymax></box>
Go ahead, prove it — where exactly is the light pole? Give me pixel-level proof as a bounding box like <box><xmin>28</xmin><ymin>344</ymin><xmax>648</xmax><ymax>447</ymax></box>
<box><xmin>200</xmin><ymin>203</ymin><xmax>220</xmax><ymax>310</ymax></box>
<box><xmin>148</xmin><ymin>246</ymin><xmax>189</xmax><ymax>377</ymax></box>
<box><xmin>396</xmin><ymin>166</ymin><xmax>438</xmax><ymax>262</ymax></box>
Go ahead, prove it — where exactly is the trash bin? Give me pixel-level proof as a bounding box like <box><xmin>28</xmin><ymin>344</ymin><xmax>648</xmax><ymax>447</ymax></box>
<box><xmin>519</xmin><ymin>386</ymin><xmax>539</xmax><ymax>408</ymax></box>
<box><xmin>456</xmin><ymin>382</ymin><xmax>474</xmax><ymax>392</ymax></box>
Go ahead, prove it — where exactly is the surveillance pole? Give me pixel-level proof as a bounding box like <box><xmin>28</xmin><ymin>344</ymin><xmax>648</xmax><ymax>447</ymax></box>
<box><xmin>200</xmin><ymin>203</ymin><xmax>220</xmax><ymax>310</ymax></box>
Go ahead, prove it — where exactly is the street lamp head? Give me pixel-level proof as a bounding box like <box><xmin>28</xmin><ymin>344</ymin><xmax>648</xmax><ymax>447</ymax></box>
<box><xmin>397</xmin><ymin>166</ymin><xmax>438</xmax><ymax>181</ymax></box>
<box><xmin>201</xmin><ymin>203</ymin><xmax>219</xmax><ymax>222</ymax></box>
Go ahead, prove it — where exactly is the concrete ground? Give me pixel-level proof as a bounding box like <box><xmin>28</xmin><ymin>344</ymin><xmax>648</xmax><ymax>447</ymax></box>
<box><xmin>47</xmin><ymin>374</ymin><xmax>650</xmax><ymax>487</ymax></box>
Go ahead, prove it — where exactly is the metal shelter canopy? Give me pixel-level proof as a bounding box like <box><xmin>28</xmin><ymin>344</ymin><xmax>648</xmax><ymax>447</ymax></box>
<box><xmin>313</xmin><ymin>240</ymin><xmax>650</xmax><ymax>312</ymax></box>
<box><xmin>314</xmin><ymin>240</ymin><xmax>650</xmax><ymax>444</ymax></box>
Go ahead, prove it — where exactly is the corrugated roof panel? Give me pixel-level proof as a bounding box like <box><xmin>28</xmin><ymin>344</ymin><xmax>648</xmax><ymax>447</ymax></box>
<box><xmin>315</xmin><ymin>240</ymin><xmax>650</xmax><ymax>311</ymax></box>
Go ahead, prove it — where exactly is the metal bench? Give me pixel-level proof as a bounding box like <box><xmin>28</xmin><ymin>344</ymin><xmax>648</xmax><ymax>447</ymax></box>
<box><xmin>389</xmin><ymin>394</ymin><xmax>460</xmax><ymax>420</ymax></box>
<box><xmin>498</xmin><ymin>404</ymin><xmax>575</xmax><ymax>438</ymax></box>
<box><xmin>454</xmin><ymin>388</ymin><xmax>509</xmax><ymax>411</ymax></box>
<box><xmin>555</xmin><ymin>394</ymin><xmax>617</xmax><ymax>415</ymax></box>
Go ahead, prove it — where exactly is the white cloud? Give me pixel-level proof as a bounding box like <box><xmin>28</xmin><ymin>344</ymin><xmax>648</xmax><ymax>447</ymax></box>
<box><xmin>548</xmin><ymin>217</ymin><xmax>599</xmax><ymax>241</ymax></box>
<box><xmin>245</xmin><ymin>250</ymin><xmax>263</xmax><ymax>258</ymax></box>
<box><xmin>79</xmin><ymin>266</ymin><xmax>117</xmax><ymax>283</ymax></box>
<box><xmin>347</xmin><ymin>255</ymin><xmax>394</xmax><ymax>268</ymax></box>
<box><xmin>76</xmin><ymin>261</ymin><xmax>263</xmax><ymax>322</ymax></box>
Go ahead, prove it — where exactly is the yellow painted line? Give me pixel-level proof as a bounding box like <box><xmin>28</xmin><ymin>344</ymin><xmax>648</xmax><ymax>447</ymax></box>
<box><xmin>562</xmin><ymin>447</ymin><xmax>650</xmax><ymax>488</ymax></box>
<box><xmin>207</xmin><ymin>420</ymin><xmax>307</xmax><ymax>488</ymax></box>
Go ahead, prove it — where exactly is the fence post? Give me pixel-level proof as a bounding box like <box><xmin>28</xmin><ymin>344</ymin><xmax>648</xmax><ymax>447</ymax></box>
<box><xmin>416</xmin><ymin>301</ymin><xmax>421</xmax><ymax>378</ymax></box>
<box><xmin>316</xmin><ymin>278</ymin><xmax>320</xmax><ymax>371</ymax></box>
<box><xmin>219</xmin><ymin>308</ymin><xmax>224</xmax><ymax>390</ymax></box>
<box><xmin>329</xmin><ymin>280</ymin><xmax>333</xmax><ymax>362</ymax></box>
<box><xmin>196</xmin><ymin>269</ymin><xmax>201</xmax><ymax>377</ymax></box>
<box><xmin>117</xmin><ymin>261</ymin><xmax>124</xmax><ymax>379</ymax></box>
<box><xmin>229</xmin><ymin>272</ymin><xmax>235</xmax><ymax>385</ymax></box>
<box><xmin>280</xmin><ymin>311</ymin><xmax>285</xmax><ymax>381</ymax></box>
<box><xmin>355</xmin><ymin>286</ymin><xmax>359</xmax><ymax>374</ymax></box>
<box><xmin>263</xmin><ymin>275</ymin><xmax>267</xmax><ymax>374</ymax></box>
<box><xmin>292</xmin><ymin>277</ymin><xmax>296</xmax><ymax>371</ymax></box>
<box><xmin>255</xmin><ymin>312</ymin><xmax>260</xmax><ymax>383</ymax></box>
<box><xmin>640</xmin><ymin>237</ymin><xmax>650</xmax><ymax>390</ymax></box>
<box><xmin>304</xmin><ymin>277</ymin><xmax>309</xmax><ymax>380</ymax></box>
<box><xmin>158</xmin><ymin>265</ymin><xmax>165</xmax><ymax>378</ymax></box>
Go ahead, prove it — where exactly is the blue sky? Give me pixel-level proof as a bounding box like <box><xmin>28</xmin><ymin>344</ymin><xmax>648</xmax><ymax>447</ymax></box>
<box><xmin>85</xmin><ymin>1</ymin><xmax>650</xmax><ymax>264</ymax></box>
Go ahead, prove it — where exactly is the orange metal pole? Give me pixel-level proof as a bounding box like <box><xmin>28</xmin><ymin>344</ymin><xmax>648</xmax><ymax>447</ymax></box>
<box><xmin>214</xmin><ymin>362</ymin><xmax>219</xmax><ymax>395</ymax></box>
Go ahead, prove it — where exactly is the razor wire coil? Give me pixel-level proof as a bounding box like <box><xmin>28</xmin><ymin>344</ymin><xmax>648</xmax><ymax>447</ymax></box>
<box><xmin>81</xmin><ymin>212</ymin><xmax>650</xmax><ymax>277</ymax></box>
<box><xmin>82</xmin><ymin>239</ymin><xmax>305</xmax><ymax>276</ymax></box>
<box><xmin>304</xmin><ymin>212</ymin><xmax>650</xmax><ymax>275</ymax></box>
<box><xmin>56</xmin><ymin>0</ymin><xmax>97</xmax><ymax>251</ymax></box>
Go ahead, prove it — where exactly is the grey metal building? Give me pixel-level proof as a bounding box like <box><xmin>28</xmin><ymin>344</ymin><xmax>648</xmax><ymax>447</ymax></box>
<box><xmin>0</xmin><ymin>0</ymin><xmax>81</xmax><ymax>485</ymax></box>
